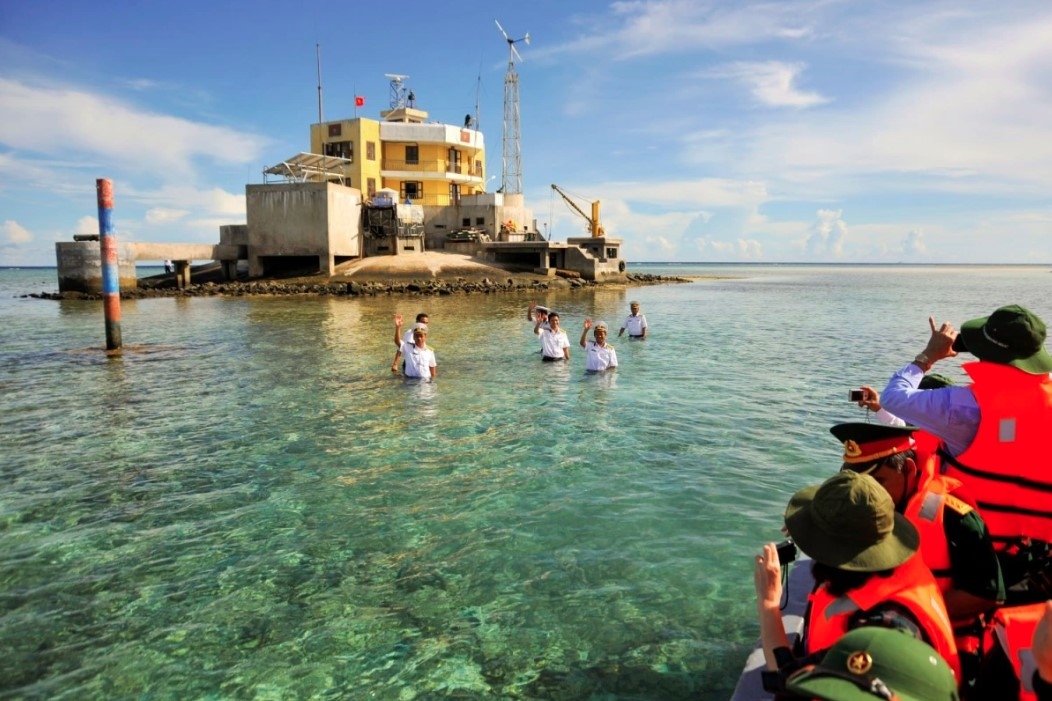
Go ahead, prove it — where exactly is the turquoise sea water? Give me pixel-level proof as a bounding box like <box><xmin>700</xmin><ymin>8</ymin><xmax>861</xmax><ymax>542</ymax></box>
<box><xmin>3</xmin><ymin>264</ymin><xmax>1051</xmax><ymax>700</ymax></box>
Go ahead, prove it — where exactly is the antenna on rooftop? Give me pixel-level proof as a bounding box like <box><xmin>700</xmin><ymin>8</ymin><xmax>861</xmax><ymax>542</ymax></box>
<box><xmin>316</xmin><ymin>43</ymin><xmax>324</xmax><ymax>123</ymax></box>
<box><xmin>385</xmin><ymin>73</ymin><xmax>410</xmax><ymax>110</ymax></box>
<box><xmin>495</xmin><ymin>19</ymin><xmax>528</xmax><ymax>195</ymax></box>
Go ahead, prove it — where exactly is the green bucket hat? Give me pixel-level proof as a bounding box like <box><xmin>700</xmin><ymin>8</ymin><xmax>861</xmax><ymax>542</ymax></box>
<box><xmin>918</xmin><ymin>373</ymin><xmax>954</xmax><ymax>390</ymax></box>
<box><xmin>956</xmin><ymin>304</ymin><xmax>1052</xmax><ymax>374</ymax></box>
<box><xmin>786</xmin><ymin>627</ymin><xmax>959</xmax><ymax>701</ymax></box>
<box><xmin>784</xmin><ymin>471</ymin><xmax>919</xmax><ymax>572</ymax></box>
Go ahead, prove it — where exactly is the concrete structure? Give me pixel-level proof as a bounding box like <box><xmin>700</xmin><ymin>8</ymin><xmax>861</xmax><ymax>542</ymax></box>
<box><xmin>56</xmin><ymin>240</ymin><xmax>138</xmax><ymax>294</ymax></box>
<box><xmin>56</xmin><ymin>239</ymin><xmax>246</xmax><ymax>293</ymax></box>
<box><xmin>474</xmin><ymin>236</ymin><xmax>625</xmax><ymax>281</ymax></box>
<box><xmin>245</xmin><ymin>181</ymin><xmax>361</xmax><ymax>277</ymax></box>
<box><xmin>54</xmin><ymin>77</ymin><xmax>627</xmax><ymax>291</ymax></box>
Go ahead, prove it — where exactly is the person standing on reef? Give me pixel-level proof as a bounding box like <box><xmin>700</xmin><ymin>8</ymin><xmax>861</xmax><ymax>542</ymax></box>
<box><xmin>392</xmin><ymin>312</ymin><xmax>429</xmax><ymax>373</ymax></box>
<box><xmin>580</xmin><ymin>319</ymin><xmax>617</xmax><ymax>372</ymax></box>
<box><xmin>163</xmin><ymin>259</ymin><xmax>174</xmax><ymax>274</ymax></box>
<box><xmin>534</xmin><ymin>311</ymin><xmax>570</xmax><ymax>362</ymax></box>
<box><xmin>391</xmin><ymin>315</ymin><xmax>435</xmax><ymax>379</ymax></box>
<box><xmin>881</xmin><ymin>305</ymin><xmax>1052</xmax><ymax>603</ymax></box>
<box><xmin>618</xmin><ymin>301</ymin><xmax>648</xmax><ymax>339</ymax></box>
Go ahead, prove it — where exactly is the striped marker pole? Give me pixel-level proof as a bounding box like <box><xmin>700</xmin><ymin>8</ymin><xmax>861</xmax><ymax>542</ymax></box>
<box><xmin>96</xmin><ymin>178</ymin><xmax>123</xmax><ymax>352</ymax></box>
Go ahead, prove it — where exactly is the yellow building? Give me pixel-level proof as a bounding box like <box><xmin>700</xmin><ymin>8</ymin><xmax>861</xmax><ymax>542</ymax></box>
<box><xmin>307</xmin><ymin>103</ymin><xmax>486</xmax><ymax>206</ymax></box>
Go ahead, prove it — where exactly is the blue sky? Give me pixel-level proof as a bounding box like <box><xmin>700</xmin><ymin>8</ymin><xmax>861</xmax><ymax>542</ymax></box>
<box><xmin>2</xmin><ymin>0</ymin><xmax>1051</xmax><ymax>265</ymax></box>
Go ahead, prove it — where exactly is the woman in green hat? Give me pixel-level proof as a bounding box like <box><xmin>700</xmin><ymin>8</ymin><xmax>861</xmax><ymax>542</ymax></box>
<box><xmin>754</xmin><ymin>471</ymin><xmax>960</xmax><ymax>690</ymax></box>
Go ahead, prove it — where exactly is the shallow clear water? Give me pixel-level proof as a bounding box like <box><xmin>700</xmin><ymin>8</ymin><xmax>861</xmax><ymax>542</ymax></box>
<box><xmin>2</xmin><ymin>264</ymin><xmax>1050</xmax><ymax>700</ymax></box>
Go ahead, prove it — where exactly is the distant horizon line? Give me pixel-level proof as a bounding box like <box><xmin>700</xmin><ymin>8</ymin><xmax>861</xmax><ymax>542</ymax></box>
<box><xmin>3</xmin><ymin>262</ymin><xmax>1052</xmax><ymax>270</ymax></box>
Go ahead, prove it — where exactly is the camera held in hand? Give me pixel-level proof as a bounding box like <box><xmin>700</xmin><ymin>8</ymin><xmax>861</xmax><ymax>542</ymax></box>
<box><xmin>849</xmin><ymin>388</ymin><xmax>864</xmax><ymax>402</ymax></box>
<box><xmin>776</xmin><ymin>539</ymin><xmax>797</xmax><ymax>565</ymax></box>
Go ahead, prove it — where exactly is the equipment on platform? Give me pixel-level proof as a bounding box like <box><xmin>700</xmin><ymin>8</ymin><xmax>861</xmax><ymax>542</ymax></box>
<box><xmin>495</xmin><ymin>19</ymin><xmax>529</xmax><ymax>195</ymax></box>
<box><xmin>551</xmin><ymin>184</ymin><xmax>604</xmax><ymax>238</ymax></box>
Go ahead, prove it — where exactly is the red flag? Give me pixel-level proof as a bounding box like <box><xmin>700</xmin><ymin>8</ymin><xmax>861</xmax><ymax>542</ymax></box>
<box><xmin>355</xmin><ymin>95</ymin><xmax>365</xmax><ymax>107</ymax></box>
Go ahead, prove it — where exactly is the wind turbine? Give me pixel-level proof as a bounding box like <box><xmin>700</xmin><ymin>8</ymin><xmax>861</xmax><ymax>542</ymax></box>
<box><xmin>495</xmin><ymin>19</ymin><xmax>529</xmax><ymax>195</ymax></box>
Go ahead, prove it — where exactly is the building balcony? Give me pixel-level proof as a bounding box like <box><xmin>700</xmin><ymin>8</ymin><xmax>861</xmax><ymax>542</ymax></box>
<box><xmin>381</xmin><ymin>160</ymin><xmax>484</xmax><ymax>184</ymax></box>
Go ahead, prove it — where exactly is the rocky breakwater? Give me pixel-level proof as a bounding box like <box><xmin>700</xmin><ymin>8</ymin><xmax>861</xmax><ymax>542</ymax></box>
<box><xmin>25</xmin><ymin>272</ymin><xmax>689</xmax><ymax>301</ymax></box>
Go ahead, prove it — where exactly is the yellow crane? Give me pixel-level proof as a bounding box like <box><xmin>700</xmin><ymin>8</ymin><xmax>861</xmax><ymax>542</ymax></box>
<box><xmin>551</xmin><ymin>184</ymin><xmax>604</xmax><ymax>238</ymax></box>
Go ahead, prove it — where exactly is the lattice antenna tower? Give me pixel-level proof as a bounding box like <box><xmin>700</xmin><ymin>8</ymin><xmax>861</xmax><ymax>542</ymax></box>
<box><xmin>495</xmin><ymin>19</ymin><xmax>529</xmax><ymax>195</ymax></box>
<box><xmin>385</xmin><ymin>73</ymin><xmax>410</xmax><ymax>110</ymax></box>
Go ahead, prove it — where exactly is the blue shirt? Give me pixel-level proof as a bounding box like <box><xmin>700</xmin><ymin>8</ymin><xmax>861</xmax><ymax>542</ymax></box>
<box><xmin>880</xmin><ymin>363</ymin><xmax>980</xmax><ymax>457</ymax></box>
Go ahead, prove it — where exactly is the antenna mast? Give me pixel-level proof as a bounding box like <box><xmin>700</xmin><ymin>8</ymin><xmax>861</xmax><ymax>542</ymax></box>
<box><xmin>316</xmin><ymin>43</ymin><xmax>324</xmax><ymax>123</ymax></box>
<box><xmin>385</xmin><ymin>73</ymin><xmax>410</xmax><ymax>110</ymax></box>
<box><xmin>495</xmin><ymin>19</ymin><xmax>529</xmax><ymax>195</ymax></box>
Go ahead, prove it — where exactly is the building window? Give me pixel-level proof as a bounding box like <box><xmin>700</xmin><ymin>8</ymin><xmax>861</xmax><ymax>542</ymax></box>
<box><xmin>448</xmin><ymin>147</ymin><xmax>461</xmax><ymax>174</ymax></box>
<box><xmin>449</xmin><ymin>183</ymin><xmax>460</xmax><ymax>203</ymax></box>
<box><xmin>606</xmin><ymin>247</ymin><xmax>618</xmax><ymax>257</ymax></box>
<box><xmin>405</xmin><ymin>144</ymin><xmax>419</xmax><ymax>164</ymax></box>
<box><xmin>401</xmin><ymin>181</ymin><xmax>423</xmax><ymax>201</ymax></box>
<box><xmin>328</xmin><ymin>124</ymin><xmax>342</xmax><ymax>137</ymax></box>
<box><xmin>475</xmin><ymin>217</ymin><xmax>485</xmax><ymax>225</ymax></box>
<box><xmin>462</xmin><ymin>218</ymin><xmax>471</xmax><ymax>227</ymax></box>
<box><xmin>367</xmin><ymin>178</ymin><xmax>376</xmax><ymax>196</ymax></box>
<box><xmin>367</xmin><ymin>141</ymin><xmax>376</xmax><ymax>160</ymax></box>
<box><xmin>475</xmin><ymin>160</ymin><xmax>483</xmax><ymax>176</ymax></box>
<box><xmin>324</xmin><ymin>141</ymin><xmax>353</xmax><ymax>160</ymax></box>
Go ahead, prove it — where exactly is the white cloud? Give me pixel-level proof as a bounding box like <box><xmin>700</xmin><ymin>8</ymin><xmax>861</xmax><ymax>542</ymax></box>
<box><xmin>804</xmin><ymin>209</ymin><xmax>847</xmax><ymax>258</ymax></box>
<box><xmin>542</xmin><ymin>0</ymin><xmax>817</xmax><ymax>61</ymax></box>
<box><xmin>2</xmin><ymin>220</ymin><xmax>32</xmax><ymax>244</ymax></box>
<box><xmin>0</xmin><ymin>78</ymin><xmax>268</xmax><ymax>176</ymax></box>
<box><xmin>144</xmin><ymin>208</ymin><xmax>190</xmax><ymax>225</ymax></box>
<box><xmin>708</xmin><ymin>61</ymin><xmax>831</xmax><ymax>108</ymax></box>
<box><xmin>74</xmin><ymin>216</ymin><xmax>97</xmax><ymax>237</ymax></box>
<box><xmin>902</xmin><ymin>229</ymin><xmax>926</xmax><ymax>255</ymax></box>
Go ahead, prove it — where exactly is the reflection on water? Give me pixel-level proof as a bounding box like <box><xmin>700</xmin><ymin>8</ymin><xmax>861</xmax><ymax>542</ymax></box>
<box><xmin>3</xmin><ymin>266</ymin><xmax>1052</xmax><ymax>699</ymax></box>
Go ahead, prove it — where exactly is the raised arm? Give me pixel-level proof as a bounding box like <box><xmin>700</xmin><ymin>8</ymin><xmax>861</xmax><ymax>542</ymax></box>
<box><xmin>755</xmin><ymin>542</ymin><xmax>792</xmax><ymax>670</ymax></box>
<box><xmin>580</xmin><ymin>319</ymin><xmax>593</xmax><ymax>348</ymax></box>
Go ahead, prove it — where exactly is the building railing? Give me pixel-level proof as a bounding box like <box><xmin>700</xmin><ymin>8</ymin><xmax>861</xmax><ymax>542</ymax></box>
<box><xmin>369</xmin><ymin>194</ymin><xmax>464</xmax><ymax>206</ymax></box>
<box><xmin>382</xmin><ymin>159</ymin><xmax>484</xmax><ymax>177</ymax></box>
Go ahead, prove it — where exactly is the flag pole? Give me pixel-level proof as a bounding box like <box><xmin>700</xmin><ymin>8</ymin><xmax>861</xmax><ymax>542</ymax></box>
<box><xmin>316</xmin><ymin>43</ymin><xmax>323</xmax><ymax>123</ymax></box>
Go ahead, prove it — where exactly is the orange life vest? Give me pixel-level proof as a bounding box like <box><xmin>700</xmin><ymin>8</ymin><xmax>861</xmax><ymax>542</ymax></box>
<box><xmin>805</xmin><ymin>553</ymin><xmax>961</xmax><ymax>680</ymax></box>
<box><xmin>942</xmin><ymin>361</ymin><xmax>1052</xmax><ymax>546</ymax></box>
<box><xmin>904</xmin><ymin>468</ymin><xmax>961</xmax><ymax>595</ymax></box>
<box><xmin>986</xmin><ymin>602</ymin><xmax>1047</xmax><ymax>701</ymax></box>
<box><xmin>913</xmin><ymin>429</ymin><xmax>943</xmax><ymax>472</ymax></box>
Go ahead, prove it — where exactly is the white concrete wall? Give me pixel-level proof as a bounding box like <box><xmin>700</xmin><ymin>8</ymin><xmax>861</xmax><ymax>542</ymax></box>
<box><xmin>246</xmin><ymin>182</ymin><xmax>362</xmax><ymax>275</ymax></box>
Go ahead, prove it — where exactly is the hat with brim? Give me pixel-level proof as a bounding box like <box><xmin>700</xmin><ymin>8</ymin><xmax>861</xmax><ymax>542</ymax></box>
<box><xmin>918</xmin><ymin>373</ymin><xmax>955</xmax><ymax>390</ymax></box>
<box><xmin>830</xmin><ymin>422</ymin><xmax>917</xmax><ymax>467</ymax></box>
<box><xmin>957</xmin><ymin>304</ymin><xmax>1052</xmax><ymax>374</ymax></box>
<box><xmin>784</xmin><ymin>471</ymin><xmax>919</xmax><ymax>572</ymax></box>
<box><xmin>786</xmin><ymin>627</ymin><xmax>959</xmax><ymax>701</ymax></box>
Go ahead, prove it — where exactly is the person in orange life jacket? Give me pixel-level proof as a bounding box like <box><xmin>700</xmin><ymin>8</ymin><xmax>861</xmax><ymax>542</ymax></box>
<box><xmin>832</xmin><ymin>422</ymin><xmax>1004</xmax><ymax>691</ymax></box>
<box><xmin>968</xmin><ymin>599</ymin><xmax>1052</xmax><ymax>701</ymax></box>
<box><xmin>831</xmin><ymin>422</ymin><xmax>1004</xmax><ymax>623</ymax></box>
<box><xmin>785</xmin><ymin>626</ymin><xmax>960</xmax><ymax>701</ymax></box>
<box><xmin>754</xmin><ymin>471</ymin><xmax>960</xmax><ymax>687</ymax></box>
<box><xmin>1035</xmin><ymin>601</ymin><xmax>1052</xmax><ymax>701</ymax></box>
<box><xmin>879</xmin><ymin>305</ymin><xmax>1052</xmax><ymax>602</ymax></box>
